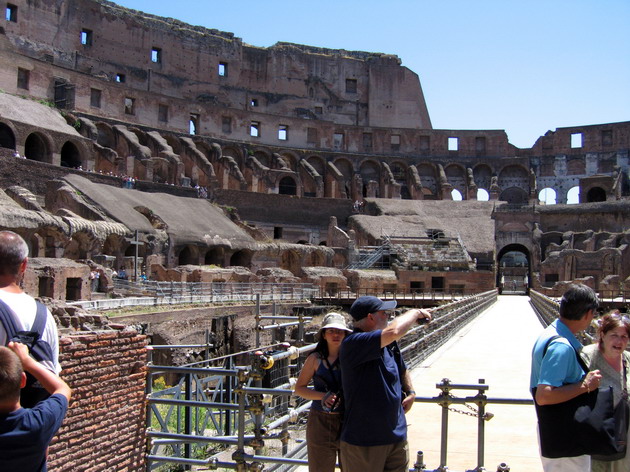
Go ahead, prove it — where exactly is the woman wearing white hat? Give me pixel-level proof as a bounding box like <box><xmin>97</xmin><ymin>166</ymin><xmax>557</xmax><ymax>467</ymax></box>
<box><xmin>295</xmin><ymin>312</ymin><xmax>352</xmax><ymax>471</ymax></box>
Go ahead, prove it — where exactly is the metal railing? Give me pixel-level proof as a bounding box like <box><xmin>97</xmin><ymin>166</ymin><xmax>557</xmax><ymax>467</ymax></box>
<box><xmin>70</xmin><ymin>281</ymin><xmax>317</xmax><ymax>311</ymax></box>
<box><xmin>145</xmin><ymin>291</ymin><xmax>499</xmax><ymax>471</ymax></box>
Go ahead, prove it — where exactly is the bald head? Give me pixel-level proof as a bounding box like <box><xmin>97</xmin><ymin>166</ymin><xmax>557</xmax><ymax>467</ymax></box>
<box><xmin>0</xmin><ymin>231</ymin><xmax>28</xmax><ymax>277</ymax></box>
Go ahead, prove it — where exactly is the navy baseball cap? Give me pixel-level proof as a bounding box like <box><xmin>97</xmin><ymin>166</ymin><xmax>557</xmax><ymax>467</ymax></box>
<box><xmin>349</xmin><ymin>296</ymin><xmax>397</xmax><ymax>321</ymax></box>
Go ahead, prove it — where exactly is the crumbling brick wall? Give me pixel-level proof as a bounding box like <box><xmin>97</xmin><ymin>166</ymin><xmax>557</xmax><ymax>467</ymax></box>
<box><xmin>47</xmin><ymin>330</ymin><xmax>149</xmax><ymax>472</ymax></box>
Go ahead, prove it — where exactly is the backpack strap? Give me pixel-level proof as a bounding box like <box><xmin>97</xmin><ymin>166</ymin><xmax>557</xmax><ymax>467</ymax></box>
<box><xmin>543</xmin><ymin>334</ymin><xmax>589</xmax><ymax>374</ymax></box>
<box><xmin>0</xmin><ymin>299</ymin><xmax>19</xmax><ymax>341</ymax></box>
<box><xmin>30</xmin><ymin>302</ymin><xmax>48</xmax><ymax>335</ymax></box>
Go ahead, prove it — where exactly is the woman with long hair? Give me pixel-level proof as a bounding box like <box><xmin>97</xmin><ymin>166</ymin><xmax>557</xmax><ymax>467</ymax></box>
<box><xmin>582</xmin><ymin>312</ymin><xmax>630</xmax><ymax>471</ymax></box>
<box><xmin>294</xmin><ymin>312</ymin><xmax>351</xmax><ymax>471</ymax></box>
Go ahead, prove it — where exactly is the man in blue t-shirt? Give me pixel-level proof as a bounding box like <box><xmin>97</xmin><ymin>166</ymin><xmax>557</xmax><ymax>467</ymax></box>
<box><xmin>0</xmin><ymin>341</ymin><xmax>71</xmax><ymax>472</ymax></box>
<box><xmin>530</xmin><ymin>284</ymin><xmax>601</xmax><ymax>472</ymax></box>
<box><xmin>339</xmin><ymin>296</ymin><xmax>431</xmax><ymax>472</ymax></box>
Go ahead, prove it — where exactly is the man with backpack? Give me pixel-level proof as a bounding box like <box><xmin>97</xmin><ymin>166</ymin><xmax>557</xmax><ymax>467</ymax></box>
<box><xmin>0</xmin><ymin>231</ymin><xmax>60</xmax><ymax>407</ymax></box>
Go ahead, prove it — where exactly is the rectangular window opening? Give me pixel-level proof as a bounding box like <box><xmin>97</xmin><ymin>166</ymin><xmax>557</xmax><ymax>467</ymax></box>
<box><xmin>448</xmin><ymin>137</ymin><xmax>459</xmax><ymax>151</ymax></box>
<box><xmin>189</xmin><ymin>113</ymin><xmax>200</xmax><ymax>135</ymax></box>
<box><xmin>116</xmin><ymin>73</ymin><xmax>126</xmax><ymax>83</ymax></box>
<box><xmin>475</xmin><ymin>136</ymin><xmax>486</xmax><ymax>154</ymax></box>
<box><xmin>571</xmin><ymin>132</ymin><xmax>583</xmax><ymax>149</ymax></box>
<box><xmin>274</xmin><ymin>227</ymin><xmax>283</xmax><ymax>239</ymax></box>
<box><xmin>81</xmin><ymin>29</ymin><xmax>93</xmax><ymax>46</ymax></box>
<box><xmin>333</xmin><ymin>133</ymin><xmax>344</xmax><ymax>150</ymax></box>
<box><xmin>17</xmin><ymin>68</ymin><xmax>29</xmax><ymax>90</ymax></box>
<box><xmin>391</xmin><ymin>134</ymin><xmax>401</xmax><ymax>151</ymax></box>
<box><xmin>218</xmin><ymin>62</ymin><xmax>228</xmax><ymax>77</ymax></box>
<box><xmin>158</xmin><ymin>104</ymin><xmax>168</xmax><ymax>123</ymax></box>
<box><xmin>222</xmin><ymin>116</ymin><xmax>232</xmax><ymax>133</ymax></box>
<box><xmin>345</xmin><ymin>78</ymin><xmax>357</xmax><ymax>93</ymax></box>
<box><xmin>151</xmin><ymin>47</ymin><xmax>162</xmax><ymax>64</ymax></box>
<box><xmin>124</xmin><ymin>97</ymin><xmax>135</xmax><ymax>115</ymax></box>
<box><xmin>250</xmin><ymin>98</ymin><xmax>258</xmax><ymax>107</ymax></box>
<box><xmin>363</xmin><ymin>133</ymin><xmax>373</xmax><ymax>152</ymax></box>
<box><xmin>601</xmin><ymin>130</ymin><xmax>613</xmax><ymax>147</ymax></box>
<box><xmin>90</xmin><ymin>88</ymin><xmax>101</xmax><ymax>108</ymax></box>
<box><xmin>314</xmin><ymin>106</ymin><xmax>323</xmax><ymax>115</ymax></box>
<box><xmin>6</xmin><ymin>4</ymin><xmax>17</xmax><ymax>22</ymax></box>
<box><xmin>250</xmin><ymin>121</ymin><xmax>260</xmax><ymax>137</ymax></box>
<box><xmin>278</xmin><ymin>125</ymin><xmax>288</xmax><ymax>141</ymax></box>
<box><xmin>419</xmin><ymin>136</ymin><xmax>430</xmax><ymax>151</ymax></box>
<box><xmin>307</xmin><ymin>128</ymin><xmax>318</xmax><ymax>144</ymax></box>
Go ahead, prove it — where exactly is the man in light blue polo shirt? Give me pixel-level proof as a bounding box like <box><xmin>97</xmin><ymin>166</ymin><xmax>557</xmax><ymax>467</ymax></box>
<box><xmin>530</xmin><ymin>284</ymin><xmax>602</xmax><ymax>472</ymax></box>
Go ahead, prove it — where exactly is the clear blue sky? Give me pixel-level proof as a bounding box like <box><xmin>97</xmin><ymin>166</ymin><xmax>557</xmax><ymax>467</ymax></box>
<box><xmin>115</xmin><ymin>0</ymin><xmax>629</xmax><ymax>149</ymax></box>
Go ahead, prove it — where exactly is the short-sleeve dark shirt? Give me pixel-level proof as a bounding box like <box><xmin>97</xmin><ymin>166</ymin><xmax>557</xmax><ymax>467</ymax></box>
<box><xmin>340</xmin><ymin>328</ymin><xmax>407</xmax><ymax>446</ymax></box>
<box><xmin>0</xmin><ymin>393</ymin><xmax>68</xmax><ymax>472</ymax></box>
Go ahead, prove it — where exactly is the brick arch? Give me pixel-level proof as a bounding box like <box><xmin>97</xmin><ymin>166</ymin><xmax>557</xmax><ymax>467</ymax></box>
<box><xmin>416</xmin><ymin>162</ymin><xmax>438</xmax><ymax>197</ymax></box>
<box><xmin>24</xmin><ymin>131</ymin><xmax>53</xmax><ymax>163</ymax></box>
<box><xmin>473</xmin><ymin>164</ymin><xmax>493</xmax><ymax>193</ymax></box>
<box><xmin>252</xmin><ymin>150</ymin><xmax>271</xmax><ymax>167</ymax></box>
<box><xmin>0</xmin><ymin>120</ymin><xmax>17</xmax><ymax>150</ymax></box>
<box><xmin>163</xmin><ymin>134</ymin><xmax>183</xmax><ymax>154</ymax></box>
<box><xmin>305</xmin><ymin>155</ymin><xmax>326</xmax><ymax>175</ymax></box>
<box><xmin>60</xmin><ymin>140</ymin><xmax>82</xmax><ymax>169</ymax></box>
<box><xmin>221</xmin><ymin>145</ymin><xmax>244</xmax><ymax>166</ymax></box>
<box><xmin>278</xmin><ymin>150</ymin><xmax>299</xmax><ymax>171</ymax></box>
<box><xmin>95</xmin><ymin>122</ymin><xmax>116</xmax><ymax>149</ymax></box>
<box><xmin>498</xmin><ymin>164</ymin><xmax>529</xmax><ymax>198</ymax></box>
<box><xmin>444</xmin><ymin>164</ymin><xmax>467</xmax><ymax>197</ymax></box>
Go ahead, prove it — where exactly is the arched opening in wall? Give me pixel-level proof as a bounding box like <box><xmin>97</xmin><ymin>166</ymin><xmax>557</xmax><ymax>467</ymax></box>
<box><xmin>390</xmin><ymin>163</ymin><xmax>410</xmax><ymax>199</ymax></box>
<box><xmin>308</xmin><ymin>251</ymin><xmax>324</xmax><ymax>266</ymax></box>
<box><xmin>332</xmin><ymin>252</ymin><xmax>346</xmax><ymax>268</ymax></box>
<box><xmin>586</xmin><ymin>186</ymin><xmax>607</xmax><ymax>203</ymax></box>
<box><xmin>278</xmin><ymin>176</ymin><xmax>297</xmax><ymax>195</ymax></box>
<box><xmin>205</xmin><ymin>248</ymin><xmax>224</xmax><ymax>266</ymax></box>
<box><xmin>29</xmin><ymin>233</ymin><xmax>45</xmax><ymax>257</ymax></box>
<box><xmin>445</xmin><ymin>164</ymin><xmax>466</xmax><ymax>198</ymax></box>
<box><xmin>24</xmin><ymin>133</ymin><xmax>49</xmax><ymax>162</ymax></box>
<box><xmin>416</xmin><ymin>163</ymin><xmax>438</xmax><ymax>199</ymax></box>
<box><xmin>477</xmin><ymin>189</ymin><xmax>490</xmax><ymax>201</ymax></box>
<box><xmin>96</xmin><ymin>123</ymin><xmax>115</xmax><ymax>148</ymax></box>
<box><xmin>498</xmin><ymin>165</ymin><xmax>529</xmax><ymax>202</ymax></box>
<box><xmin>230</xmin><ymin>250</ymin><xmax>252</xmax><ymax>268</ymax></box>
<box><xmin>497</xmin><ymin>244</ymin><xmax>530</xmax><ymax>294</ymax></box>
<box><xmin>538</xmin><ymin>187</ymin><xmax>557</xmax><ymax>205</ymax></box>
<box><xmin>280</xmin><ymin>250</ymin><xmax>301</xmax><ymax>274</ymax></box>
<box><xmin>567</xmin><ymin>186</ymin><xmax>580</xmax><ymax>204</ymax></box>
<box><xmin>60</xmin><ymin>141</ymin><xmax>82</xmax><ymax>168</ymax></box>
<box><xmin>253</xmin><ymin>151</ymin><xmax>270</xmax><ymax>167</ymax></box>
<box><xmin>0</xmin><ymin>123</ymin><xmax>16</xmax><ymax>150</ymax></box>
<box><xmin>451</xmin><ymin>189</ymin><xmax>463</xmax><ymax>201</ymax></box>
<box><xmin>360</xmin><ymin>160</ymin><xmax>380</xmax><ymax>198</ymax></box>
<box><xmin>297</xmin><ymin>240</ymin><xmax>308</xmax><ymax>245</ymax></box>
<box><xmin>319</xmin><ymin>241</ymin><xmax>327</xmax><ymax>246</ymax></box>
<box><xmin>178</xmin><ymin>246</ymin><xmax>196</xmax><ymax>266</ymax></box>
<box><xmin>279</xmin><ymin>152</ymin><xmax>298</xmax><ymax>171</ymax></box>
<box><xmin>473</xmin><ymin>165</ymin><xmax>493</xmax><ymax>192</ymax></box>
<box><xmin>64</xmin><ymin>234</ymin><xmax>91</xmax><ymax>260</ymax></box>
<box><xmin>500</xmin><ymin>187</ymin><xmax>528</xmax><ymax>205</ymax></box>
<box><xmin>333</xmin><ymin>158</ymin><xmax>354</xmax><ymax>198</ymax></box>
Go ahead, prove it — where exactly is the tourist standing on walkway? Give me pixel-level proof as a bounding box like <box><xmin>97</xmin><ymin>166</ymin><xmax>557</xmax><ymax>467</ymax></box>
<box><xmin>0</xmin><ymin>231</ymin><xmax>60</xmax><ymax>406</ymax></box>
<box><xmin>295</xmin><ymin>312</ymin><xmax>351</xmax><ymax>472</ymax></box>
<box><xmin>530</xmin><ymin>284</ymin><xmax>602</xmax><ymax>471</ymax></box>
<box><xmin>582</xmin><ymin>312</ymin><xmax>630</xmax><ymax>472</ymax></box>
<box><xmin>339</xmin><ymin>296</ymin><xmax>431</xmax><ymax>472</ymax></box>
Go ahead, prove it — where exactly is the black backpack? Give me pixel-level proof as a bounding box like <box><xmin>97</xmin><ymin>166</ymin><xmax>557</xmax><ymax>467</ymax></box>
<box><xmin>0</xmin><ymin>299</ymin><xmax>54</xmax><ymax>408</ymax></box>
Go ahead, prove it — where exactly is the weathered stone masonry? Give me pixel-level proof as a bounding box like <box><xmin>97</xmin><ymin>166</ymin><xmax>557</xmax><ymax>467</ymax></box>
<box><xmin>48</xmin><ymin>330</ymin><xmax>148</xmax><ymax>472</ymax></box>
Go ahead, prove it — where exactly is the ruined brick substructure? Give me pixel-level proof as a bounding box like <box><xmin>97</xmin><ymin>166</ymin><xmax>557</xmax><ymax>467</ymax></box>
<box><xmin>47</xmin><ymin>330</ymin><xmax>149</xmax><ymax>472</ymax></box>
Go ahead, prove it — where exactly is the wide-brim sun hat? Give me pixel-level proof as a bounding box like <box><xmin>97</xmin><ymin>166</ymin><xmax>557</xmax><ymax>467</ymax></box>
<box><xmin>318</xmin><ymin>312</ymin><xmax>352</xmax><ymax>333</ymax></box>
